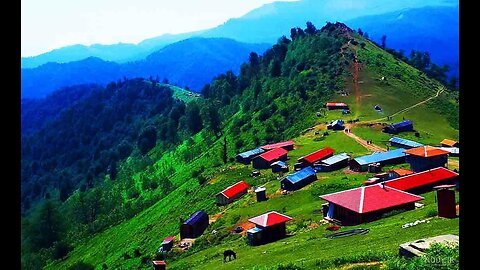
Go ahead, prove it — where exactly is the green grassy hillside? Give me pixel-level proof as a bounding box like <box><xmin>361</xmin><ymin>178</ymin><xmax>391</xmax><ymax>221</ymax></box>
<box><xmin>43</xmin><ymin>23</ymin><xmax>459</xmax><ymax>270</ymax></box>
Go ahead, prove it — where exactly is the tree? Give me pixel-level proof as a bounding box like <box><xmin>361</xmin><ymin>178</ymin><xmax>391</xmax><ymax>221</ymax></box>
<box><xmin>185</xmin><ymin>102</ymin><xmax>203</xmax><ymax>134</ymax></box>
<box><xmin>249</xmin><ymin>52</ymin><xmax>260</xmax><ymax>76</ymax></box>
<box><xmin>26</xmin><ymin>199</ymin><xmax>64</xmax><ymax>249</ymax></box>
<box><xmin>201</xmin><ymin>102</ymin><xmax>222</xmax><ymax>136</ymax></box>
<box><xmin>137</xmin><ymin>126</ymin><xmax>157</xmax><ymax>155</ymax></box>
<box><xmin>357</xmin><ymin>28</ymin><xmax>363</xmax><ymax>36</ymax></box>
<box><xmin>269</xmin><ymin>59</ymin><xmax>282</xmax><ymax>77</ymax></box>
<box><xmin>364</xmin><ymin>32</ymin><xmax>369</xmax><ymax>39</ymax></box>
<box><xmin>305</xmin><ymin>21</ymin><xmax>317</xmax><ymax>35</ymax></box>
<box><xmin>222</xmin><ymin>136</ymin><xmax>228</xmax><ymax>164</ymax></box>
<box><xmin>290</xmin><ymin>28</ymin><xmax>298</xmax><ymax>40</ymax></box>
<box><xmin>381</xmin><ymin>35</ymin><xmax>387</xmax><ymax>49</ymax></box>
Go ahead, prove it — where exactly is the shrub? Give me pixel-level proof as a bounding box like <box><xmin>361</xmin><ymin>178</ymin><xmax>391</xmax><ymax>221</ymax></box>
<box><xmin>425</xmin><ymin>209</ymin><xmax>438</xmax><ymax>218</ymax></box>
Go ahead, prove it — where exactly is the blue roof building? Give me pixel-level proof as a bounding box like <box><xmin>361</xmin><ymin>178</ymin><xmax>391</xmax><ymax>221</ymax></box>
<box><xmin>281</xmin><ymin>167</ymin><xmax>317</xmax><ymax>191</ymax></box>
<box><xmin>389</xmin><ymin>137</ymin><xmax>424</xmax><ymax>149</ymax></box>
<box><xmin>180</xmin><ymin>210</ymin><xmax>209</xmax><ymax>239</ymax></box>
<box><xmin>236</xmin><ymin>148</ymin><xmax>265</xmax><ymax>164</ymax></box>
<box><xmin>327</xmin><ymin>119</ymin><xmax>345</xmax><ymax>130</ymax></box>
<box><xmin>350</xmin><ymin>149</ymin><xmax>407</xmax><ymax>171</ymax></box>
<box><xmin>383</xmin><ymin>120</ymin><xmax>414</xmax><ymax>134</ymax></box>
<box><xmin>271</xmin><ymin>161</ymin><xmax>288</xmax><ymax>173</ymax></box>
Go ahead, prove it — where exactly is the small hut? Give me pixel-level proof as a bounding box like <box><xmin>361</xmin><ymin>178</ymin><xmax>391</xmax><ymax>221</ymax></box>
<box><xmin>441</xmin><ymin>139</ymin><xmax>459</xmax><ymax>148</ymax></box>
<box><xmin>216</xmin><ymin>181</ymin><xmax>249</xmax><ymax>206</ymax></box>
<box><xmin>327</xmin><ymin>119</ymin><xmax>345</xmax><ymax>130</ymax></box>
<box><xmin>350</xmin><ymin>149</ymin><xmax>407</xmax><ymax>172</ymax></box>
<box><xmin>389</xmin><ymin>137</ymin><xmax>423</xmax><ymax>149</ymax></box>
<box><xmin>271</xmin><ymin>161</ymin><xmax>289</xmax><ymax>173</ymax></box>
<box><xmin>314</xmin><ymin>153</ymin><xmax>350</xmax><ymax>172</ymax></box>
<box><xmin>180</xmin><ymin>210</ymin><xmax>209</xmax><ymax>239</ymax></box>
<box><xmin>297</xmin><ymin>147</ymin><xmax>334</xmax><ymax>168</ymax></box>
<box><xmin>152</xmin><ymin>260</ymin><xmax>166</xmax><ymax>270</ymax></box>
<box><xmin>434</xmin><ymin>185</ymin><xmax>457</xmax><ymax>219</ymax></box>
<box><xmin>247</xmin><ymin>211</ymin><xmax>292</xmax><ymax>246</ymax></box>
<box><xmin>255</xmin><ymin>187</ymin><xmax>267</xmax><ymax>202</ymax></box>
<box><xmin>160</xmin><ymin>236</ymin><xmax>174</xmax><ymax>252</ymax></box>
<box><xmin>281</xmin><ymin>167</ymin><xmax>317</xmax><ymax>191</ymax></box>
<box><xmin>325</xmin><ymin>102</ymin><xmax>349</xmax><ymax>110</ymax></box>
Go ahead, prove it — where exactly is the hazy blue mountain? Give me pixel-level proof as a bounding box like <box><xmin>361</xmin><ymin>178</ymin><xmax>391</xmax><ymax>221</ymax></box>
<box><xmin>21</xmin><ymin>38</ymin><xmax>269</xmax><ymax>98</ymax></box>
<box><xmin>21</xmin><ymin>43</ymin><xmax>140</xmax><ymax>69</ymax></box>
<box><xmin>199</xmin><ymin>0</ymin><xmax>457</xmax><ymax>44</ymax></box>
<box><xmin>21</xmin><ymin>0</ymin><xmax>457</xmax><ymax>69</ymax></box>
<box><xmin>346</xmin><ymin>6</ymin><xmax>458</xmax><ymax>78</ymax></box>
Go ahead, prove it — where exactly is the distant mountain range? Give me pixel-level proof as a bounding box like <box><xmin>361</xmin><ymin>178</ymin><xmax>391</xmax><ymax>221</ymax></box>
<box><xmin>21</xmin><ymin>38</ymin><xmax>270</xmax><ymax>98</ymax></box>
<box><xmin>21</xmin><ymin>0</ymin><xmax>458</xmax><ymax>69</ymax></box>
<box><xmin>21</xmin><ymin>0</ymin><xmax>458</xmax><ymax>98</ymax></box>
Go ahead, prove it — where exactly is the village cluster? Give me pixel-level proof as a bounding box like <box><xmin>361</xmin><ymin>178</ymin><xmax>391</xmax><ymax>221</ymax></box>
<box><xmin>152</xmin><ymin>102</ymin><xmax>460</xmax><ymax>269</ymax></box>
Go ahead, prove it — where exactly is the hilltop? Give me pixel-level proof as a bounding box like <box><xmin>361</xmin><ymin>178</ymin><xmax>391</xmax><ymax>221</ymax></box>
<box><xmin>22</xmin><ymin>22</ymin><xmax>458</xmax><ymax>269</ymax></box>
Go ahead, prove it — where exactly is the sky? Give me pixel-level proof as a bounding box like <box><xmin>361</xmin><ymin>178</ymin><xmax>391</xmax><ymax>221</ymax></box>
<box><xmin>21</xmin><ymin>0</ymin><xmax>298</xmax><ymax>57</ymax></box>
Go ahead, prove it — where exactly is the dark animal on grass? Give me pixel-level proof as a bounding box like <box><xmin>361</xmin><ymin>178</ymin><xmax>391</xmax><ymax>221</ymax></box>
<box><xmin>223</xmin><ymin>250</ymin><xmax>237</xmax><ymax>262</ymax></box>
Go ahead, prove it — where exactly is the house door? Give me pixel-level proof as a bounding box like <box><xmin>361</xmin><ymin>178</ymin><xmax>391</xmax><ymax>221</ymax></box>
<box><xmin>327</xmin><ymin>203</ymin><xmax>335</xmax><ymax>219</ymax></box>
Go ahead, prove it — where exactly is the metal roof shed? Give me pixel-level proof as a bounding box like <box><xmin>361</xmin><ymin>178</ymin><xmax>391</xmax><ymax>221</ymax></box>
<box><xmin>281</xmin><ymin>167</ymin><xmax>317</xmax><ymax>191</ymax></box>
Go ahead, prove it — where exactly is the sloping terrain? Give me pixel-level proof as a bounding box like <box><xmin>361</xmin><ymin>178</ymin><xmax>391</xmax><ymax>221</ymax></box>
<box><xmin>36</xmin><ymin>23</ymin><xmax>459</xmax><ymax>270</ymax></box>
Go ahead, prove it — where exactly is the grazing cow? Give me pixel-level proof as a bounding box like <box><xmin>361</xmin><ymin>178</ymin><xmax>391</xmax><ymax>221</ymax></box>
<box><xmin>223</xmin><ymin>250</ymin><xmax>237</xmax><ymax>262</ymax></box>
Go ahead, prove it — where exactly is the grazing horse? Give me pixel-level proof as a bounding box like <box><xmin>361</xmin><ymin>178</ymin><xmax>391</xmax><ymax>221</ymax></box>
<box><xmin>223</xmin><ymin>250</ymin><xmax>237</xmax><ymax>262</ymax></box>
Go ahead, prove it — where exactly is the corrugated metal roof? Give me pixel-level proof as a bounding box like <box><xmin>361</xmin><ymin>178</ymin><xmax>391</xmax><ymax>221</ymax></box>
<box><xmin>354</xmin><ymin>148</ymin><xmax>406</xmax><ymax>166</ymax></box>
<box><xmin>271</xmin><ymin>161</ymin><xmax>287</xmax><ymax>168</ymax></box>
<box><xmin>389</xmin><ymin>137</ymin><xmax>423</xmax><ymax>148</ymax></box>
<box><xmin>261</xmin><ymin>140</ymin><xmax>295</xmax><ymax>150</ymax></box>
<box><xmin>220</xmin><ymin>181</ymin><xmax>249</xmax><ymax>199</ymax></box>
<box><xmin>285</xmin><ymin>167</ymin><xmax>316</xmax><ymax>184</ymax></box>
<box><xmin>404</xmin><ymin>146</ymin><xmax>450</xmax><ymax>157</ymax></box>
<box><xmin>300</xmin><ymin>147</ymin><xmax>334</xmax><ymax>164</ymax></box>
<box><xmin>389</xmin><ymin>168</ymin><xmax>414</xmax><ymax>176</ymax></box>
<box><xmin>237</xmin><ymin>148</ymin><xmax>265</xmax><ymax>158</ymax></box>
<box><xmin>384</xmin><ymin>167</ymin><xmax>458</xmax><ymax>191</ymax></box>
<box><xmin>183</xmin><ymin>210</ymin><xmax>208</xmax><ymax>226</ymax></box>
<box><xmin>326</xmin><ymin>102</ymin><xmax>348</xmax><ymax>107</ymax></box>
<box><xmin>319</xmin><ymin>184</ymin><xmax>423</xmax><ymax>214</ymax></box>
<box><xmin>330</xmin><ymin>119</ymin><xmax>344</xmax><ymax>126</ymax></box>
<box><xmin>319</xmin><ymin>153</ymin><xmax>350</xmax><ymax>165</ymax></box>
<box><xmin>258</xmin><ymin>148</ymin><xmax>288</xmax><ymax>162</ymax></box>
<box><xmin>248</xmin><ymin>211</ymin><xmax>292</xmax><ymax>227</ymax></box>
<box><xmin>441</xmin><ymin>139</ymin><xmax>458</xmax><ymax>147</ymax></box>
<box><xmin>392</xmin><ymin>120</ymin><xmax>413</xmax><ymax>129</ymax></box>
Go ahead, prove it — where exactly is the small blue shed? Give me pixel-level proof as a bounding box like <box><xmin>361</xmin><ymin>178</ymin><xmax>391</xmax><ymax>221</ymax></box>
<box><xmin>281</xmin><ymin>167</ymin><xmax>317</xmax><ymax>191</ymax></box>
<box><xmin>389</xmin><ymin>137</ymin><xmax>423</xmax><ymax>149</ymax></box>
<box><xmin>236</xmin><ymin>148</ymin><xmax>265</xmax><ymax>164</ymax></box>
<box><xmin>383</xmin><ymin>120</ymin><xmax>413</xmax><ymax>134</ymax></box>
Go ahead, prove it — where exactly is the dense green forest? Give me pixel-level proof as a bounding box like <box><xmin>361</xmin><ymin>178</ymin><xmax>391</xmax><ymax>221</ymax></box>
<box><xmin>21</xmin><ymin>22</ymin><xmax>457</xmax><ymax>269</ymax></box>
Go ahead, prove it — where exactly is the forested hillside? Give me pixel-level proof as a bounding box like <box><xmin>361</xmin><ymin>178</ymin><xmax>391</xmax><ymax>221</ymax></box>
<box><xmin>21</xmin><ymin>22</ymin><xmax>459</xmax><ymax>269</ymax></box>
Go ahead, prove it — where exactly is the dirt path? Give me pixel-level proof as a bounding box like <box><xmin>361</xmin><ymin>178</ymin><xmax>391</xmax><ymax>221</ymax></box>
<box><xmin>364</xmin><ymin>85</ymin><xmax>446</xmax><ymax>124</ymax></box>
<box><xmin>343</xmin><ymin>124</ymin><xmax>386</xmax><ymax>152</ymax></box>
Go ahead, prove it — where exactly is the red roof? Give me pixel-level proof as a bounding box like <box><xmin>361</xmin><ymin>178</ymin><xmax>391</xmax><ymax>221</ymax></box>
<box><xmin>320</xmin><ymin>184</ymin><xmax>423</xmax><ymax>214</ymax></box>
<box><xmin>163</xmin><ymin>236</ymin><xmax>175</xmax><ymax>242</ymax></box>
<box><xmin>441</xmin><ymin>139</ymin><xmax>458</xmax><ymax>147</ymax></box>
<box><xmin>326</xmin><ymin>102</ymin><xmax>348</xmax><ymax>107</ymax></box>
<box><xmin>404</xmin><ymin>146</ymin><xmax>450</xmax><ymax>157</ymax></box>
<box><xmin>152</xmin><ymin>261</ymin><xmax>166</xmax><ymax>265</ymax></box>
<box><xmin>299</xmin><ymin>147</ymin><xmax>334</xmax><ymax>164</ymax></box>
<box><xmin>220</xmin><ymin>181</ymin><xmax>249</xmax><ymax>199</ymax></box>
<box><xmin>258</xmin><ymin>148</ymin><xmax>288</xmax><ymax>162</ymax></box>
<box><xmin>384</xmin><ymin>167</ymin><xmax>458</xmax><ymax>191</ymax></box>
<box><xmin>389</xmin><ymin>168</ymin><xmax>414</xmax><ymax>176</ymax></box>
<box><xmin>261</xmin><ymin>140</ymin><xmax>295</xmax><ymax>150</ymax></box>
<box><xmin>248</xmin><ymin>211</ymin><xmax>292</xmax><ymax>227</ymax></box>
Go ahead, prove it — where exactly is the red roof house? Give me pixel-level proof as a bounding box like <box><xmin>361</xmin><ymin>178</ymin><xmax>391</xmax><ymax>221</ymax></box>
<box><xmin>261</xmin><ymin>140</ymin><xmax>295</xmax><ymax>151</ymax></box>
<box><xmin>152</xmin><ymin>260</ymin><xmax>166</xmax><ymax>270</ymax></box>
<box><xmin>216</xmin><ymin>181</ymin><xmax>249</xmax><ymax>205</ymax></box>
<box><xmin>297</xmin><ymin>147</ymin><xmax>334</xmax><ymax>167</ymax></box>
<box><xmin>320</xmin><ymin>184</ymin><xmax>423</xmax><ymax>225</ymax></box>
<box><xmin>325</xmin><ymin>102</ymin><xmax>349</xmax><ymax>110</ymax></box>
<box><xmin>404</xmin><ymin>146</ymin><xmax>450</xmax><ymax>172</ymax></box>
<box><xmin>253</xmin><ymin>148</ymin><xmax>288</xmax><ymax>169</ymax></box>
<box><xmin>384</xmin><ymin>167</ymin><xmax>459</xmax><ymax>194</ymax></box>
<box><xmin>247</xmin><ymin>211</ymin><xmax>292</xmax><ymax>245</ymax></box>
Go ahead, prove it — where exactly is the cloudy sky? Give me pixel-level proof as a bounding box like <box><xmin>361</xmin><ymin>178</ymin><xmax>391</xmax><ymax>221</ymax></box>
<box><xmin>21</xmin><ymin>0</ymin><xmax>298</xmax><ymax>57</ymax></box>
